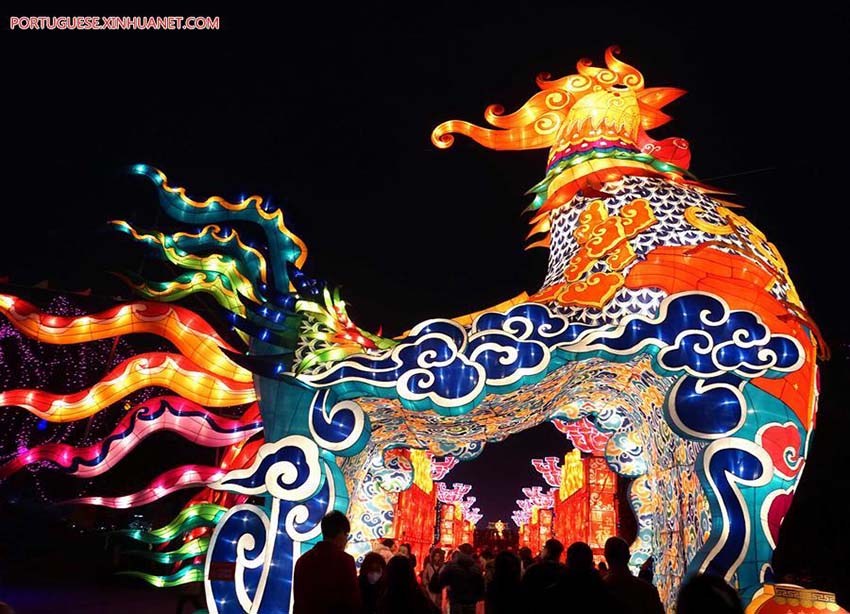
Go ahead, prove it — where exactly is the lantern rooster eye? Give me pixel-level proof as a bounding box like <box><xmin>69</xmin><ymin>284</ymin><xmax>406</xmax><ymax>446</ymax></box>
<box><xmin>611</xmin><ymin>83</ymin><xmax>629</xmax><ymax>91</ymax></box>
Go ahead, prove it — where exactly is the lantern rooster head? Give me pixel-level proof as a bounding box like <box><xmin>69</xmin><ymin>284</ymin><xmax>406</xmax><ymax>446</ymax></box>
<box><xmin>432</xmin><ymin>46</ymin><xmax>692</xmax><ymax>246</ymax></box>
<box><xmin>432</xmin><ymin>46</ymin><xmax>684</xmax><ymax>158</ymax></box>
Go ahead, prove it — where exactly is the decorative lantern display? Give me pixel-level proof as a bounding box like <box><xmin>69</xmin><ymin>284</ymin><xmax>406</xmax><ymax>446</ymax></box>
<box><xmin>439</xmin><ymin>504</ymin><xmax>457</xmax><ymax>548</ymax></box>
<box><xmin>0</xmin><ymin>47</ymin><xmax>827</xmax><ymax>611</ymax></box>
<box><xmin>391</xmin><ymin>450</ymin><xmax>437</xmax><ymax>572</ymax></box>
<box><xmin>435</xmin><ymin>481</ymin><xmax>479</xmax><ymax>549</ymax></box>
<box><xmin>746</xmin><ymin>585</ymin><xmax>848</xmax><ymax>614</ymax></box>
<box><xmin>552</xmin><ymin>452</ymin><xmax>618</xmax><ymax>559</ymax></box>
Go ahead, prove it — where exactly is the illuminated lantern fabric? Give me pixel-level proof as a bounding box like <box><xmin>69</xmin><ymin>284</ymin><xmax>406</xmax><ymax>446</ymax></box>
<box><xmin>467</xmin><ymin>512</ymin><xmax>483</xmax><ymax>525</ymax></box>
<box><xmin>532</xmin><ymin>456</ymin><xmax>563</xmax><ymax>487</ymax></box>
<box><xmin>439</xmin><ymin>503</ymin><xmax>457</xmax><ymax>548</ymax></box>
<box><xmin>1</xmin><ymin>398</ymin><xmax>262</xmax><ymax>479</ymax></box>
<box><xmin>0</xmin><ymin>291</ymin><xmax>261</xmax><ymax>588</ymax></box>
<box><xmin>586</xmin><ymin>457</ymin><xmax>617</xmax><ymax>553</ymax></box>
<box><xmin>522</xmin><ymin>486</ymin><xmax>555</xmax><ymax>509</ymax></box>
<box><xmin>436</xmin><ymin>483</ymin><xmax>476</xmax><ymax>549</ymax></box>
<box><xmin>517</xmin><ymin>518</ymin><xmax>528</xmax><ymax>550</ymax></box>
<box><xmin>429</xmin><ymin>453</ymin><xmax>459</xmax><ymax>481</ymax></box>
<box><xmin>553</xmin><ymin>453</ymin><xmax>618</xmax><ymax>559</ymax></box>
<box><xmin>555</xmin><ymin>489</ymin><xmax>588</xmax><ymax>552</ymax></box>
<box><xmin>746</xmin><ymin>585</ymin><xmax>848</xmax><ymax>614</ymax></box>
<box><xmin>527</xmin><ymin>507</ymin><xmax>541</xmax><ymax>554</ymax></box>
<box><xmin>538</xmin><ymin>508</ymin><xmax>554</xmax><ymax>549</ymax></box>
<box><xmin>552</xmin><ymin>417</ymin><xmax>611</xmax><ymax>455</ymax></box>
<box><xmin>560</xmin><ymin>450</ymin><xmax>585</xmax><ymax>500</ymax></box>
<box><xmin>461</xmin><ymin>521</ymin><xmax>474</xmax><ymax>546</ymax></box>
<box><xmin>453</xmin><ymin>504</ymin><xmax>465</xmax><ymax>547</ymax></box>
<box><xmin>437</xmin><ymin>482</ymin><xmax>472</xmax><ymax>504</ymax></box>
<box><xmin>512</xmin><ymin>509</ymin><xmax>530</xmax><ymax>529</ymax></box>
<box><xmin>1</xmin><ymin>47</ymin><xmax>824</xmax><ymax>612</ymax></box>
<box><xmin>391</xmin><ymin>450</ymin><xmax>437</xmax><ymax>571</ymax></box>
<box><xmin>393</xmin><ymin>484</ymin><xmax>436</xmax><ymax>569</ymax></box>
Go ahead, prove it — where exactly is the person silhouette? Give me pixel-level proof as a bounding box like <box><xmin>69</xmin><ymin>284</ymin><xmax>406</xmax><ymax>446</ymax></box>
<box><xmin>676</xmin><ymin>574</ymin><xmax>743</xmax><ymax>614</ymax></box>
<box><xmin>429</xmin><ymin>543</ymin><xmax>484</xmax><ymax>614</ymax></box>
<box><xmin>421</xmin><ymin>547</ymin><xmax>445</xmax><ymax>609</ymax></box>
<box><xmin>398</xmin><ymin>543</ymin><xmax>418</xmax><ymax>570</ymax></box>
<box><xmin>518</xmin><ymin>547</ymin><xmax>534</xmax><ymax>575</ymax></box>
<box><xmin>603</xmin><ymin>537</ymin><xmax>664</xmax><ymax>614</ymax></box>
<box><xmin>359</xmin><ymin>551</ymin><xmax>388</xmax><ymax>614</ymax></box>
<box><xmin>543</xmin><ymin>541</ymin><xmax>619</xmax><ymax>613</ymax></box>
<box><xmin>293</xmin><ymin>510</ymin><xmax>361</xmax><ymax>614</ymax></box>
<box><xmin>375</xmin><ymin>538</ymin><xmax>397</xmax><ymax>563</ymax></box>
<box><xmin>520</xmin><ymin>537</ymin><xmax>567</xmax><ymax>609</ymax></box>
<box><xmin>484</xmin><ymin>550</ymin><xmax>522</xmax><ymax>614</ymax></box>
<box><xmin>378</xmin><ymin>555</ymin><xmax>439</xmax><ymax>614</ymax></box>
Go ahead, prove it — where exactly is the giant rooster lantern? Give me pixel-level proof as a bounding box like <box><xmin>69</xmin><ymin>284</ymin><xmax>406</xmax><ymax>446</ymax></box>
<box><xmin>0</xmin><ymin>47</ymin><xmax>823</xmax><ymax>611</ymax></box>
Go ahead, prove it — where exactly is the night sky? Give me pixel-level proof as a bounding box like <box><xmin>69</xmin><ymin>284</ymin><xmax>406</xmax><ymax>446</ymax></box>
<box><xmin>2</xmin><ymin>3</ymin><xmax>850</xmax><ymax>599</ymax></box>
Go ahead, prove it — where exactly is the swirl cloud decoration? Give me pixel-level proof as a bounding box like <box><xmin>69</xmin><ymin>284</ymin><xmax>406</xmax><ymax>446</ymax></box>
<box><xmin>0</xmin><ymin>47</ymin><xmax>824</xmax><ymax>611</ymax></box>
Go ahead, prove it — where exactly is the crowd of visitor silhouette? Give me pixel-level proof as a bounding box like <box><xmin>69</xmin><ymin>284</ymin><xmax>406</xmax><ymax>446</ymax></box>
<box><xmin>292</xmin><ymin>510</ymin><xmax>745</xmax><ymax>614</ymax></box>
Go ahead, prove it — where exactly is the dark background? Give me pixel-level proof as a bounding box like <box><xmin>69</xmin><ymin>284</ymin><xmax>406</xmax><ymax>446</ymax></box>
<box><xmin>2</xmin><ymin>2</ymin><xmax>849</xmax><ymax>604</ymax></box>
